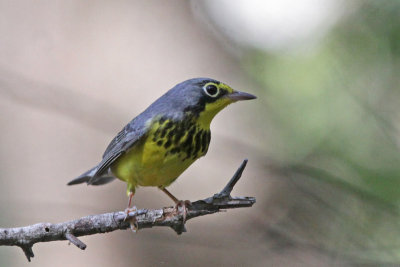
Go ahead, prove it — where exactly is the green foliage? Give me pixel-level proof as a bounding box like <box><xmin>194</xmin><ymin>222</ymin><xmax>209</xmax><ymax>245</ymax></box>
<box><xmin>245</xmin><ymin>0</ymin><xmax>400</xmax><ymax>263</ymax></box>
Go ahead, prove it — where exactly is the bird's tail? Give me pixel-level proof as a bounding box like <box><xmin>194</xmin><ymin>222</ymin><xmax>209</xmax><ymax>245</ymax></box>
<box><xmin>67</xmin><ymin>166</ymin><xmax>116</xmax><ymax>186</ymax></box>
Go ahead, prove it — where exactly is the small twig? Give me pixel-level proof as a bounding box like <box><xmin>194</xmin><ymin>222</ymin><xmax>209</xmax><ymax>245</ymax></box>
<box><xmin>21</xmin><ymin>245</ymin><xmax>34</xmax><ymax>261</ymax></box>
<box><xmin>217</xmin><ymin>159</ymin><xmax>248</xmax><ymax>197</ymax></box>
<box><xmin>65</xmin><ymin>232</ymin><xmax>86</xmax><ymax>250</ymax></box>
<box><xmin>0</xmin><ymin>159</ymin><xmax>255</xmax><ymax>261</ymax></box>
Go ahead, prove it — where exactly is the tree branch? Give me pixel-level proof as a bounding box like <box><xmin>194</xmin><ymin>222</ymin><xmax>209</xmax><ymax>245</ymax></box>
<box><xmin>0</xmin><ymin>159</ymin><xmax>255</xmax><ymax>262</ymax></box>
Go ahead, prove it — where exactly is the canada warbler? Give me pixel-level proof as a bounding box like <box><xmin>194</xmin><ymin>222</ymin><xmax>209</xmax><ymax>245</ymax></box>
<box><xmin>68</xmin><ymin>78</ymin><xmax>256</xmax><ymax>213</ymax></box>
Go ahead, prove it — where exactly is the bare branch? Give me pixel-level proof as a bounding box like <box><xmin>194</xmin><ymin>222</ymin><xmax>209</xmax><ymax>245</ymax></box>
<box><xmin>216</xmin><ymin>158</ymin><xmax>248</xmax><ymax>197</ymax></box>
<box><xmin>0</xmin><ymin>160</ymin><xmax>255</xmax><ymax>261</ymax></box>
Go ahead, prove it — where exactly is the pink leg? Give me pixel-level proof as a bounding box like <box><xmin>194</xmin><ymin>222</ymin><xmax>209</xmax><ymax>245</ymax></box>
<box><xmin>125</xmin><ymin>191</ymin><xmax>138</xmax><ymax>232</ymax></box>
<box><xmin>127</xmin><ymin>191</ymin><xmax>134</xmax><ymax>208</ymax></box>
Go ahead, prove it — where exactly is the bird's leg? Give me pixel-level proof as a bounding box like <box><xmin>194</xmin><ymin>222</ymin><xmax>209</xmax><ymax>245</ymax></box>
<box><xmin>124</xmin><ymin>191</ymin><xmax>137</xmax><ymax>216</ymax></box>
<box><xmin>160</xmin><ymin>187</ymin><xmax>179</xmax><ymax>203</ymax></box>
<box><xmin>124</xmin><ymin>191</ymin><xmax>138</xmax><ymax>232</ymax></box>
<box><xmin>127</xmin><ymin>191</ymin><xmax>134</xmax><ymax>208</ymax></box>
<box><xmin>160</xmin><ymin>187</ymin><xmax>192</xmax><ymax>223</ymax></box>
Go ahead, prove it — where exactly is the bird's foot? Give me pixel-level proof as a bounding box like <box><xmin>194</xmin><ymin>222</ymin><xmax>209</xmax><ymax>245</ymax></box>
<box><xmin>124</xmin><ymin>206</ymin><xmax>138</xmax><ymax>233</ymax></box>
<box><xmin>175</xmin><ymin>200</ymin><xmax>192</xmax><ymax>223</ymax></box>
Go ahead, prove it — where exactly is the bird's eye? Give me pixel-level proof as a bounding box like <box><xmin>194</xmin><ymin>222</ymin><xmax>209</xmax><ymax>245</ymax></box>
<box><xmin>203</xmin><ymin>84</ymin><xmax>219</xmax><ymax>97</ymax></box>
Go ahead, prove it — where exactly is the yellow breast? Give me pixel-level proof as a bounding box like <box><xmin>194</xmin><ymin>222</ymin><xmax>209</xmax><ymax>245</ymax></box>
<box><xmin>111</xmin><ymin>118</ymin><xmax>211</xmax><ymax>193</ymax></box>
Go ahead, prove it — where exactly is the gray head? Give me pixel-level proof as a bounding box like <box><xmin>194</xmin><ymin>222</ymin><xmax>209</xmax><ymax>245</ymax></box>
<box><xmin>143</xmin><ymin>77</ymin><xmax>256</xmax><ymax>121</ymax></box>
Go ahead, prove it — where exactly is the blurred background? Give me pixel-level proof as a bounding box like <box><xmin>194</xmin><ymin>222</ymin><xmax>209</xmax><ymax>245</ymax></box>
<box><xmin>1</xmin><ymin>0</ymin><xmax>400</xmax><ymax>266</ymax></box>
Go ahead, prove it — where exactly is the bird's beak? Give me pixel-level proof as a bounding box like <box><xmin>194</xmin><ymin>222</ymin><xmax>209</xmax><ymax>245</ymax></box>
<box><xmin>226</xmin><ymin>90</ymin><xmax>257</xmax><ymax>101</ymax></box>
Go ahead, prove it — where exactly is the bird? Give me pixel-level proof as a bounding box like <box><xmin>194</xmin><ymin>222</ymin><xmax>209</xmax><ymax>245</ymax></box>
<box><xmin>67</xmin><ymin>78</ymin><xmax>256</xmax><ymax>224</ymax></box>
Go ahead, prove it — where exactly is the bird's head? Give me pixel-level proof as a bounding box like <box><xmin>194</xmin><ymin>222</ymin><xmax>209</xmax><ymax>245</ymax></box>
<box><xmin>166</xmin><ymin>78</ymin><xmax>256</xmax><ymax>127</ymax></box>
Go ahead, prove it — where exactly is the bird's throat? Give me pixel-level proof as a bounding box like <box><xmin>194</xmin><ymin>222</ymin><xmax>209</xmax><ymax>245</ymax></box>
<box><xmin>197</xmin><ymin>100</ymin><xmax>231</xmax><ymax>128</ymax></box>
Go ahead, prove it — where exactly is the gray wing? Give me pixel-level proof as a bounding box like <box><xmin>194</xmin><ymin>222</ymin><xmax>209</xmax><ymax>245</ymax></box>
<box><xmin>90</xmin><ymin>118</ymin><xmax>149</xmax><ymax>179</ymax></box>
<box><xmin>89</xmin><ymin>84</ymin><xmax>187</xmax><ymax>181</ymax></box>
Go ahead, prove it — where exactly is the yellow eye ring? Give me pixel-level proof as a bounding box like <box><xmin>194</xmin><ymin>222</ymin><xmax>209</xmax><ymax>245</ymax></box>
<box><xmin>203</xmin><ymin>84</ymin><xmax>219</xmax><ymax>97</ymax></box>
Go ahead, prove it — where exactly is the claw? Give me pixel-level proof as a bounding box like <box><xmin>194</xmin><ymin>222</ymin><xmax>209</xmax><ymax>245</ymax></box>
<box><xmin>124</xmin><ymin>206</ymin><xmax>138</xmax><ymax>233</ymax></box>
<box><xmin>175</xmin><ymin>200</ymin><xmax>192</xmax><ymax>223</ymax></box>
<box><xmin>159</xmin><ymin>187</ymin><xmax>191</xmax><ymax>223</ymax></box>
<box><xmin>129</xmin><ymin>218</ymin><xmax>138</xmax><ymax>233</ymax></box>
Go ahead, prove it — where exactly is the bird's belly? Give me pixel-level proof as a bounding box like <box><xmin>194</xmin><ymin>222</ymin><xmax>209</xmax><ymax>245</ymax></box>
<box><xmin>111</xmin><ymin>136</ymin><xmax>195</xmax><ymax>188</ymax></box>
<box><xmin>139</xmin><ymin>139</ymin><xmax>196</xmax><ymax>186</ymax></box>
